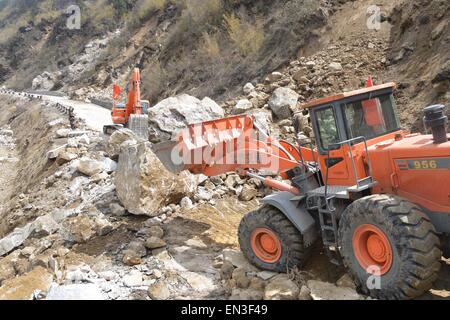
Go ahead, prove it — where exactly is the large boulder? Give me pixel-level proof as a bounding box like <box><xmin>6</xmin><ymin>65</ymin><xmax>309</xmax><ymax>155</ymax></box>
<box><xmin>148</xmin><ymin>94</ymin><xmax>225</xmax><ymax>143</ymax></box>
<box><xmin>106</xmin><ymin>129</ymin><xmax>137</xmax><ymax>159</ymax></box>
<box><xmin>31</xmin><ymin>71</ymin><xmax>60</xmax><ymax>91</ymax></box>
<box><xmin>115</xmin><ymin>142</ymin><xmax>197</xmax><ymax>216</ymax></box>
<box><xmin>268</xmin><ymin>88</ymin><xmax>299</xmax><ymax>120</ymax></box>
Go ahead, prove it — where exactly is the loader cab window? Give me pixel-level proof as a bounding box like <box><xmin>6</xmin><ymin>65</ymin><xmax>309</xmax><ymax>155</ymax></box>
<box><xmin>316</xmin><ymin>106</ymin><xmax>340</xmax><ymax>150</ymax></box>
<box><xmin>342</xmin><ymin>93</ymin><xmax>400</xmax><ymax>141</ymax></box>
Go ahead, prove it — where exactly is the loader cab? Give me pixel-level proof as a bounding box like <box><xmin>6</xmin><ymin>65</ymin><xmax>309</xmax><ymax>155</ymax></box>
<box><xmin>303</xmin><ymin>83</ymin><xmax>401</xmax><ymax>188</ymax></box>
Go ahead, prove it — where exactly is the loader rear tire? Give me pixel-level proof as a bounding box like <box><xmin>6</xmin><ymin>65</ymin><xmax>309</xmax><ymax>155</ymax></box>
<box><xmin>338</xmin><ymin>195</ymin><xmax>442</xmax><ymax>300</ymax></box>
<box><xmin>238</xmin><ymin>205</ymin><xmax>310</xmax><ymax>272</ymax></box>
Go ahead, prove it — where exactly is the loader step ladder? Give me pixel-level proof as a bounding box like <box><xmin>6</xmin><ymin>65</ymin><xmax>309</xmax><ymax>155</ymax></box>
<box><xmin>318</xmin><ymin>196</ymin><xmax>342</xmax><ymax>265</ymax></box>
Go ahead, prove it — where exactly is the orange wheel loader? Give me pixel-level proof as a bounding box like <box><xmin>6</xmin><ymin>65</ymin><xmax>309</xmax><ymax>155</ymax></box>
<box><xmin>152</xmin><ymin>81</ymin><xmax>450</xmax><ymax>300</ymax></box>
<box><xmin>103</xmin><ymin>67</ymin><xmax>149</xmax><ymax>138</ymax></box>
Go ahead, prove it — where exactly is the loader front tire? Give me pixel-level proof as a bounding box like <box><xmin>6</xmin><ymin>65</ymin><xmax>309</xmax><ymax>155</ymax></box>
<box><xmin>238</xmin><ymin>205</ymin><xmax>310</xmax><ymax>272</ymax></box>
<box><xmin>338</xmin><ymin>195</ymin><xmax>442</xmax><ymax>300</ymax></box>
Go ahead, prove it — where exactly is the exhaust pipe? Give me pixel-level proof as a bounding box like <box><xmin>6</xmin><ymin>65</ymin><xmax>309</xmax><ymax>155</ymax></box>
<box><xmin>423</xmin><ymin>104</ymin><xmax>448</xmax><ymax>144</ymax></box>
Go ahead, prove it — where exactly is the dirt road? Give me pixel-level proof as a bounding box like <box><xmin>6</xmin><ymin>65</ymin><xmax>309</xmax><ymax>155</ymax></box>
<box><xmin>41</xmin><ymin>95</ymin><xmax>113</xmax><ymax>132</ymax></box>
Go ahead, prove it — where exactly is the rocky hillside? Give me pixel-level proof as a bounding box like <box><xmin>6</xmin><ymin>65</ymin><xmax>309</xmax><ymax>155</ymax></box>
<box><xmin>386</xmin><ymin>0</ymin><xmax>449</xmax><ymax>130</ymax></box>
<box><xmin>0</xmin><ymin>0</ymin><xmax>345</xmax><ymax>103</ymax></box>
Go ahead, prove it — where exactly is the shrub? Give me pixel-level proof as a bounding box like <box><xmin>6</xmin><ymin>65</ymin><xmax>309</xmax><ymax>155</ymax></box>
<box><xmin>201</xmin><ymin>31</ymin><xmax>221</xmax><ymax>58</ymax></box>
<box><xmin>224</xmin><ymin>13</ymin><xmax>264</xmax><ymax>56</ymax></box>
<box><xmin>183</xmin><ymin>0</ymin><xmax>222</xmax><ymax>24</ymax></box>
<box><xmin>138</xmin><ymin>0</ymin><xmax>166</xmax><ymax>20</ymax></box>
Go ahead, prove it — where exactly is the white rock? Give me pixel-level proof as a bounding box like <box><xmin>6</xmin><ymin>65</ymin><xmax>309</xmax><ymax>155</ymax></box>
<box><xmin>180</xmin><ymin>196</ymin><xmax>194</xmax><ymax>209</ymax></box>
<box><xmin>243</xmin><ymin>83</ymin><xmax>255</xmax><ymax>95</ymax></box>
<box><xmin>122</xmin><ymin>270</ymin><xmax>143</xmax><ymax>287</ymax></box>
<box><xmin>233</xmin><ymin>99</ymin><xmax>253</xmax><ymax>115</ymax></box>
<box><xmin>307</xmin><ymin>280</ymin><xmax>364</xmax><ymax>300</ymax></box>
<box><xmin>148</xmin><ymin>94</ymin><xmax>224</xmax><ymax>143</ymax></box>
<box><xmin>268</xmin><ymin>88</ymin><xmax>299</xmax><ymax>120</ymax></box>
<box><xmin>328</xmin><ymin>62</ymin><xmax>343</xmax><ymax>71</ymax></box>
<box><xmin>77</xmin><ymin>134</ymin><xmax>90</xmax><ymax>145</ymax></box>
<box><xmin>100</xmin><ymin>157</ymin><xmax>117</xmax><ymax>173</ymax></box>
<box><xmin>257</xmin><ymin>271</ymin><xmax>278</xmax><ymax>281</ymax></box>
<box><xmin>56</xmin><ymin>129</ymin><xmax>71</xmax><ymax>138</ymax></box>
<box><xmin>222</xmin><ymin>249</ymin><xmax>258</xmax><ymax>271</ymax></box>
<box><xmin>115</xmin><ymin>142</ymin><xmax>196</xmax><ymax>216</ymax></box>
<box><xmin>46</xmin><ymin>283</ymin><xmax>105</xmax><ymax>300</ymax></box>
<box><xmin>31</xmin><ymin>215</ymin><xmax>60</xmax><ymax>238</ymax></box>
<box><xmin>264</xmin><ymin>274</ymin><xmax>299</xmax><ymax>300</ymax></box>
<box><xmin>194</xmin><ymin>187</ymin><xmax>213</xmax><ymax>201</ymax></box>
<box><xmin>77</xmin><ymin>158</ymin><xmax>103</xmax><ymax>177</ymax></box>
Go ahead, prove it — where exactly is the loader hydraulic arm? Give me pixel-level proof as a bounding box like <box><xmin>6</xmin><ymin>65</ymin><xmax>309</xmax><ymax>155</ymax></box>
<box><xmin>153</xmin><ymin>115</ymin><xmax>315</xmax><ymax>194</ymax></box>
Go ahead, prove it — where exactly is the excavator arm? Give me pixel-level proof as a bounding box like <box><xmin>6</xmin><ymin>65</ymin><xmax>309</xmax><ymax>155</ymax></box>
<box><xmin>107</xmin><ymin>68</ymin><xmax>148</xmax><ymax>138</ymax></box>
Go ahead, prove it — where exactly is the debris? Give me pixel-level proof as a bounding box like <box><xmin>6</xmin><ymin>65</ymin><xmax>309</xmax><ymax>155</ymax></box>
<box><xmin>233</xmin><ymin>99</ymin><xmax>253</xmax><ymax>115</ymax></box>
<box><xmin>77</xmin><ymin>158</ymin><xmax>104</xmax><ymax>176</ymax></box>
<box><xmin>0</xmin><ymin>267</ymin><xmax>53</xmax><ymax>300</ymax></box>
<box><xmin>148</xmin><ymin>281</ymin><xmax>171</xmax><ymax>300</ymax></box>
<box><xmin>239</xmin><ymin>185</ymin><xmax>258</xmax><ymax>201</ymax></box>
<box><xmin>144</xmin><ymin>237</ymin><xmax>166</xmax><ymax>249</ymax></box>
<box><xmin>307</xmin><ymin>280</ymin><xmax>364</xmax><ymax>300</ymax></box>
<box><xmin>263</xmin><ymin>274</ymin><xmax>300</xmax><ymax>300</ymax></box>
<box><xmin>298</xmin><ymin>285</ymin><xmax>312</xmax><ymax>300</ymax></box>
<box><xmin>268</xmin><ymin>88</ymin><xmax>299</xmax><ymax>119</ymax></box>
<box><xmin>46</xmin><ymin>283</ymin><xmax>105</xmax><ymax>300</ymax></box>
<box><xmin>148</xmin><ymin>226</ymin><xmax>164</xmax><ymax>239</ymax></box>
<box><xmin>122</xmin><ymin>270</ymin><xmax>143</xmax><ymax>287</ymax></box>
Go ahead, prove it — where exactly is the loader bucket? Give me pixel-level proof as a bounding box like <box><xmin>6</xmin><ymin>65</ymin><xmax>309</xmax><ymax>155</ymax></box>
<box><xmin>151</xmin><ymin>115</ymin><xmax>255</xmax><ymax>175</ymax></box>
<box><xmin>151</xmin><ymin>139</ymin><xmax>187</xmax><ymax>173</ymax></box>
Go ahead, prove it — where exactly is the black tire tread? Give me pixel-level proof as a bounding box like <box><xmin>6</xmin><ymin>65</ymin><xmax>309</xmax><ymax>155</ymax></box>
<box><xmin>238</xmin><ymin>205</ymin><xmax>311</xmax><ymax>272</ymax></box>
<box><xmin>338</xmin><ymin>194</ymin><xmax>442</xmax><ymax>300</ymax></box>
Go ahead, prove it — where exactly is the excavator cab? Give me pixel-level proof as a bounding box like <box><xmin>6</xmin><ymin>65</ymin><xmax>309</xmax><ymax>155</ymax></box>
<box><xmin>303</xmin><ymin>82</ymin><xmax>401</xmax><ymax>192</ymax></box>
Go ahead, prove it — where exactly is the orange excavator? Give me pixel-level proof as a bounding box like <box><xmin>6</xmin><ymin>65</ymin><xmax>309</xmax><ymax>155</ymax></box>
<box><xmin>103</xmin><ymin>68</ymin><xmax>149</xmax><ymax>138</ymax></box>
<box><xmin>153</xmin><ymin>79</ymin><xmax>450</xmax><ymax>299</ymax></box>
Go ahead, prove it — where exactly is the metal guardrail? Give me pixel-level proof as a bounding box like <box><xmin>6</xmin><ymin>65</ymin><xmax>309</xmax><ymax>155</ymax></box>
<box><xmin>0</xmin><ymin>89</ymin><xmax>75</xmax><ymax>128</ymax></box>
<box><xmin>89</xmin><ymin>97</ymin><xmax>113</xmax><ymax>110</ymax></box>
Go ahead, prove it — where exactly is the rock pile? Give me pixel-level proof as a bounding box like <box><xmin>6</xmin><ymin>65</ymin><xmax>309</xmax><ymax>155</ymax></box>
<box><xmin>217</xmin><ymin>249</ymin><xmax>364</xmax><ymax>301</ymax></box>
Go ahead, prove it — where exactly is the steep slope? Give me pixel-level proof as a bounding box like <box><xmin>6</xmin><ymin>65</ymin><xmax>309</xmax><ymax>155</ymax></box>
<box><xmin>386</xmin><ymin>0</ymin><xmax>449</xmax><ymax>130</ymax></box>
<box><xmin>0</xmin><ymin>0</ymin><xmax>349</xmax><ymax>102</ymax></box>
